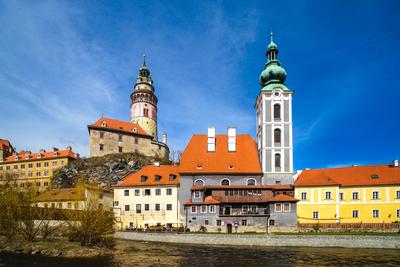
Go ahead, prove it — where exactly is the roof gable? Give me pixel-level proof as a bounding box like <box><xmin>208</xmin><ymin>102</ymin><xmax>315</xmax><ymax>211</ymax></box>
<box><xmin>115</xmin><ymin>165</ymin><xmax>180</xmax><ymax>187</ymax></box>
<box><xmin>88</xmin><ymin>117</ymin><xmax>150</xmax><ymax>136</ymax></box>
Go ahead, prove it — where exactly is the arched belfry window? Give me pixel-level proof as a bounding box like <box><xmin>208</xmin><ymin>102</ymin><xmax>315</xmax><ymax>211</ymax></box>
<box><xmin>274</xmin><ymin>129</ymin><xmax>281</xmax><ymax>145</ymax></box>
<box><xmin>194</xmin><ymin>179</ymin><xmax>204</xmax><ymax>186</ymax></box>
<box><xmin>275</xmin><ymin>153</ymin><xmax>281</xmax><ymax>171</ymax></box>
<box><xmin>274</xmin><ymin>104</ymin><xmax>281</xmax><ymax>120</ymax></box>
<box><xmin>221</xmin><ymin>179</ymin><xmax>230</xmax><ymax>186</ymax></box>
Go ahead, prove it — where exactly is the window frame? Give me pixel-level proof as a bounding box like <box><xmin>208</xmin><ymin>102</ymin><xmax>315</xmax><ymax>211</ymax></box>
<box><xmin>220</xmin><ymin>178</ymin><xmax>230</xmax><ymax>186</ymax></box>
<box><xmin>301</xmin><ymin>192</ymin><xmax>307</xmax><ymax>200</ymax></box>
<box><xmin>312</xmin><ymin>211</ymin><xmax>319</xmax><ymax>219</ymax></box>
<box><xmin>372</xmin><ymin>209</ymin><xmax>380</xmax><ymax>218</ymax></box>
<box><xmin>246</xmin><ymin>178</ymin><xmax>257</xmax><ymax>186</ymax></box>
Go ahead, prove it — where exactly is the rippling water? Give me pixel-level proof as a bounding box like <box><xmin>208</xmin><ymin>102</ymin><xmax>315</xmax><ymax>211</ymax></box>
<box><xmin>0</xmin><ymin>240</ymin><xmax>399</xmax><ymax>266</ymax></box>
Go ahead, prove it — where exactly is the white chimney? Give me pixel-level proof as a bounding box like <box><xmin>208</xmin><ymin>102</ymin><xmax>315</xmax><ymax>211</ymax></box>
<box><xmin>228</xmin><ymin>127</ymin><xmax>236</xmax><ymax>152</ymax></box>
<box><xmin>154</xmin><ymin>161</ymin><xmax>160</xmax><ymax>167</ymax></box>
<box><xmin>162</xmin><ymin>132</ymin><xmax>167</xmax><ymax>145</ymax></box>
<box><xmin>207</xmin><ymin>127</ymin><xmax>216</xmax><ymax>152</ymax></box>
<box><xmin>393</xmin><ymin>159</ymin><xmax>399</xmax><ymax>167</ymax></box>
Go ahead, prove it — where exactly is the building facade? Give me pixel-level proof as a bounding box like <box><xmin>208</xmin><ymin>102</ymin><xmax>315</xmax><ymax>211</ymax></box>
<box><xmin>88</xmin><ymin>117</ymin><xmax>168</xmax><ymax>159</ymax></box>
<box><xmin>256</xmin><ymin>33</ymin><xmax>293</xmax><ymax>185</ymax></box>
<box><xmin>113</xmin><ymin>164</ymin><xmax>181</xmax><ymax>230</ymax></box>
<box><xmin>0</xmin><ymin>139</ymin><xmax>15</xmax><ymax>160</ymax></box>
<box><xmin>179</xmin><ymin>128</ymin><xmax>298</xmax><ymax>233</ymax></box>
<box><xmin>0</xmin><ymin>147</ymin><xmax>79</xmax><ymax>191</ymax></box>
<box><xmin>295</xmin><ymin>161</ymin><xmax>400</xmax><ymax>224</ymax></box>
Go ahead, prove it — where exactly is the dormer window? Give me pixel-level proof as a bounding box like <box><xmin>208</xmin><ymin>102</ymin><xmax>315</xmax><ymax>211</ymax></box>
<box><xmin>132</xmin><ymin>128</ymin><xmax>137</xmax><ymax>133</ymax></box>
<box><xmin>169</xmin><ymin>174</ymin><xmax>176</xmax><ymax>181</ymax></box>
<box><xmin>101</xmin><ymin>121</ymin><xmax>107</xmax><ymax>127</ymax></box>
<box><xmin>196</xmin><ymin>164</ymin><xmax>202</xmax><ymax>170</ymax></box>
<box><xmin>154</xmin><ymin>175</ymin><xmax>162</xmax><ymax>181</ymax></box>
<box><xmin>228</xmin><ymin>165</ymin><xmax>234</xmax><ymax>170</ymax></box>
<box><xmin>14</xmin><ymin>155</ymin><xmax>18</xmax><ymax>161</ymax></box>
<box><xmin>25</xmin><ymin>154</ymin><xmax>29</xmax><ymax>160</ymax></box>
<box><xmin>371</xmin><ymin>174</ymin><xmax>379</xmax><ymax>179</ymax></box>
<box><xmin>37</xmin><ymin>154</ymin><xmax>42</xmax><ymax>159</ymax></box>
<box><xmin>141</xmin><ymin>175</ymin><xmax>148</xmax><ymax>182</ymax></box>
<box><xmin>53</xmin><ymin>151</ymin><xmax>59</xmax><ymax>156</ymax></box>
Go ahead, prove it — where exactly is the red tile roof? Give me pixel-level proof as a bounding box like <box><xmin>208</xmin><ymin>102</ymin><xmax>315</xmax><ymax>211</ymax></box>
<box><xmin>179</xmin><ymin>134</ymin><xmax>262</xmax><ymax>174</ymax></box>
<box><xmin>184</xmin><ymin>196</ymin><xmax>221</xmax><ymax>206</ymax></box>
<box><xmin>115</xmin><ymin>165</ymin><xmax>180</xmax><ymax>187</ymax></box>
<box><xmin>295</xmin><ymin>164</ymin><xmax>400</xmax><ymax>187</ymax></box>
<box><xmin>88</xmin><ymin>117</ymin><xmax>150</xmax><ymax>136</ymax></box>
<box><xmin>1</xmin><ymin>149</ymin><xmax>79</xmax><ymax>163</ymax></box>
<box><xmin>0</xmin><ymin>139</ymin><xmax>12</xmax><ymax>150</ymax></box>
<box><xmin>268</xmin><ymin>194</ymin><xmax>298</xmax><ymax>202</ymax></box>
<box><xmin>191</xmin><ymin>185</ymin><xmax>293</xmax><ymax>190</ymax></box>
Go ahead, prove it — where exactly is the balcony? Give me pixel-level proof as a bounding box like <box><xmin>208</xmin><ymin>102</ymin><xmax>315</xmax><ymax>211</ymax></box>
<box><xmin>219</xmin><ymin>209</ymin><xmax>270</xmax><ymax>217</ymax></box>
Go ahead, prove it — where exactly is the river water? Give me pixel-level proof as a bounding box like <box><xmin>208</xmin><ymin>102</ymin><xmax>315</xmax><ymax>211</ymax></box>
<box><xmin>0</xmin><ymin>240</ymin><xmax>399</xmax><ymax>266</ymax></box>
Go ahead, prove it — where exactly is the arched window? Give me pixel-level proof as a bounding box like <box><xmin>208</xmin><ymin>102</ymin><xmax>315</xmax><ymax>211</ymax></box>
<box><xmin>275</xmin><ymin>153</ymin><xmax>281</xmax><ymax>169</ymax></box>
<box><xmin>194</xmin><ymin>179</ymin><xmax>205</xmax><ymax>186</ymax></box>
<box><xmin>274</xmin><ymin>128</ymin><xmax>281</xmax><ymax>145</ymax></box>
<box><xmin>274</xmin><ymin>104</ymin><xmax>281</xmax><ymax>120</ymax></box>
<box><xmin>221</xmin><ymin>179</ymin><xmax>230</xmax><ymax>186</ymax></box>
<box><xmin>247</xmin><ymin>179</ymin><xmax>256</xmax><ymax>186</ymax></box>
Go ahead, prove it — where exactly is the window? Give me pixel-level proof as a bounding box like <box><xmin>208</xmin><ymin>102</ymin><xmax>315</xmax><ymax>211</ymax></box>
<box><xmin>124</xmin><ymin>205</ymin><xmax>130</xmax><ymax>211</ymax></box>
<box><xmin>221</xmin><ymin>179</ymin><xmax>230</xmax><ymax>186</ymax></box>
<box><xmin>209</xmin><ymin>205</ymin><xmax>216</xmax><ymax>213</ymax></box>
<box><xmin>134</xmin><ymin>189</ymin><xmax>140</xmax><ymax>196</ymax></box>
<box><xmin>169</xmin><ymin>174</ymin><xmax>176</xmax><ymax>181</ymax></box>
<box><xmin>274</xmin><ymin>104</ymin><xmax>281</xmax><ymax>120</ymax></box>
<box><xmin>44</xmin><ymin>162</ymin><xmax>49</xmax><ymax>167</ymax></box>
<box><xmin>118</xmin><ymin>146</ymin><xmax>123</xmax><ymax>153</ymax></box>
<box><xmin>283</xmin><ymin>203</ymin><xmax>290</xmax><ymax>212</ymax></box>
<box><xmin>397</xmin><ymin>209</ymin><xmax>400</xmax><ymax>218</ymax></box>
<box><xmin>113</xmin><ymin>201</ymin><xmax>119</xmax><ymax>207</ymax></box>
<box><xmin>28</xmin><ymin>163</ymin><xmax>33</xmax><ymax>168</ymax></box>
<box><xmin>13</xmin><ymin>165</ymin><xmax>18</xmax><ymax>170</ymax></box>
<box><xmin>275</xmin><ymin>203</ymin><xmax>282</xmax><ymax>212</ymax></box>
<box><xmin>250</xmin><ymin>205</ymin><xmax>257</xmax><ymax>213</ymax></box>
<box><xmin>275</xmin><ymin>153</ymin><xmax>281</xmax><ymax>169</ymax></box>
<box><xmin>124</xmin><ymin>190</ymin><xmax>129</xmax><ymax>196</ymax></box>
<box><xmin>134</xmin><ymin>138</ymin><xmax>139</xmax><ymax>144</ymax></box>
<box><xmin>301</xmin><ymin>192</ymin><xmax>307</xmax><ymax>200</ymax></box>
<box><xmin>352</xmin><ymin>192</ymin><xmax>359</xmax><ymax>200</ymax></box>
<box><xmin>58</xmin><ymin>203</ymin><xmax>62</xmax><ymax>209</ymax></box>
<box><xmin>28</xmin><ymin>172</ymin><xmax>33</xmax><ymax>177</ymax></box>
<box><xmin>166</xmin><ymin>188</ymin><xmax>172</xmax><ymax>195</ymax></box>
<box><xmin>100</xmin><ymin>132</ymin><xmax>104</xmax><ymax>139</ymax></box>
<box><xmin>36</xmin><ymin>171</ymin><xmax>41</xmax><ymax>177</ymax></box>
<box><xmin>194</xmin><ymin>191</ymin><xmax>201</xmax><ymax>198</ymax></box>
<box><xmin>144</xmin><ymin>189</ymin><xmax>151</xmax><ymax>196</ymax></box>
<box><xmin>247</xmin><ymin>179</ymin><xmax>256</xmax><ymax>186</ymax></box>
<box><xmin>339</xmin><ymin>192</ymin><xmax>344</xmax><ymax>200</ymax></box>
<box><xmin>143</xmin><ymin>108</ymin><xmax>149</xmax><ymax>117</ymax></box>
<box><xmin>269</xmin><ymin>219</ymin><xmax>275</xmax><ymax>226</ymax></box>
<box><xmin>44</xmin><ymin>182</ymin><xmax>48</xmax><ymax>186</ymax></box>
<box><xmin>35</xmin><ymin>182</ymin><xmax>41</xmax><ymax>187</ymax></box>
<box><xmin>372</xmin><ymin>191</ymin><xmax>380</xmax><ymax>200</ymax></box>
<box><xmin>312</xmin><ymin>211</ymin><xmax>319</xmax><ymax>219</ymax></box>
<box><xmin>205</xmin><ymin>220</ymin><xmax>209</xmax><ymax>226</ymax></box>
<box><xmin>242</xmin><ymin>205</ymin><xmax>249</xmax><ymax>212</ymax></box>
<box><xmin>325</xmin><ymin>192</ymin><xmax>332</xmax><ymax>200</ymax></box>
<box><xmin>118</xmin><ymin>135</ymin><xmax>123</xmax><ymax>142</ymax></box>
<box><xmin>141</xmin><ymin>175</ymin><xmax>147</xmax><ymax>182</ymax></box>
<box><xmin>99</xmin><ymin>144</ymin><xmax>104</xmax><ymax>151</ymax></box>
<box><xmin>352</xmin><ymin>210</ymin><xmax>359</xmax><ymax>218</ymax></box>
<box><xmin>61</xmin><ymin>160</ymin><xmax>64</xmax><ymax>166</ymax></box>
<box><xmin>242</xmin><ymin>219</ymin><xmax>247</xmax><ymax>226</ymax></box>
<box><xmin>372</xmin><ymin>210</ymin><xmax>379</xmax><ymax>218</ymax></box>
<box><xmin>155</xmin><ymin>204</ymin><xmax>160</xmax><ymax>211</ymax></box>
<box><xmin>144</xmin><ymin>204</ymin><xmax>150</xmax><ymax>211</ymax></box>
<box><xmin>155</xmin><ymin>189</ymin><xmax>161</xmax><ymax>196</ymax></box>
<box><xmin>201</xmin><ymin>205</ymin><xmax>207</xmax><ymax>213</ymax></box>
<box><xmin>6</xmin><ymin>166</ymin><xmax>10</xmax><ymax>170</ymax></box>
<box><xmin>154</xmin><ymin>175</ymin><xmax>162</xmax><ymax>181</ymax></box>
<box><xmin>74</xmin><ymin>202</ymin><xmax>79</xmax><ymax>209</ymax></box>
<box><xmin>52</xmin><ymin>161</ymin><xmax>57</xmax><ymax>167</ymax></box>
<box><xmin>396</xmin><ymin>190</ymin><xmax>400</xmax><ymax>199</ymax></box>
<box><xmin>274</xmin><ymin>128</ymin><xmax>281</xmax><ymax>144</ymax></box>
<box><xmin>44</xmin><ymin>171</ymin><xmax>48</xmax><ymax>177</ymax></box>
<box><xmin>36</xmin><ymin>163</ymin><xmax>41</xmax><ymax>167</ymax></box>
<box><xmin>67</xmin><ymin>203</ymin><xmax>72</xmax><ymax>209</ymax></box>
<box><xmin>166</xmin><ymin>204</ymin><xmax>172</xmax><ymax>211</ymax></box>
<box><xmin>216</xmin><ymin>220</ymin><xmax>222</xmax><ymax>226</ymax></box>
<box><xmin>194</xmin><ymin>179</ymin><xmax>204</xmax><ymax>186</ymax></box>
<box><xmin>191</xmin><ymin>206</ymin><xmax>197</xmax><ymax>213</ymax></box>
<box><xmin>20</xmin><ymin>164</ymin><xmax>25</xmax><ymax>169</ymax></box>
<box><xmin>136</xmin><ymin>204</ymin><xmax>141</xmax><ymax>213</ymax></box>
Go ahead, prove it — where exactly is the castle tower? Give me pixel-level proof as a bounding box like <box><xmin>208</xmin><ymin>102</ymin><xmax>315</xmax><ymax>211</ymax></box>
<box><xmin>256</xmin><ymin>32</ymin><xmax>294</xmax><ymax>185</ymax></box>
<box><xmin>130</xmin><ymin>55</ymin><xmax>158</xmax><ymax>139</ymax></box>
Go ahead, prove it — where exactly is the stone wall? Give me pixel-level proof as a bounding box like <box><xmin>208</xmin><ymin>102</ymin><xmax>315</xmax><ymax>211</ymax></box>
<box><xmin>115</xmin><ymin>231</ymin><xmax>400</xmax><ymax>249</ymax></box>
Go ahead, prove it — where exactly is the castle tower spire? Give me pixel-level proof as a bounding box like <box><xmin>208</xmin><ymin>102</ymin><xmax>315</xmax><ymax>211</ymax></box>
<box><xmin>130</xmin><ymin>55</ymin><xmax>158</xmax><ymax>139</ymax></box>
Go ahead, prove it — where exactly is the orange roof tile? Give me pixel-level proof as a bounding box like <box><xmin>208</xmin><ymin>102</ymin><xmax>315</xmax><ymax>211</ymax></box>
<box><xmin>0</xmin><ymin>139</ymin><xmax>12</xmax><ymax>149</ymax></box>
<box><xmin>179</xmin><ymin>134</ymin><xmax>262</xmax><ymax>174</ymax></box>
<box><xmin>191</xmin><ymin>185</ymin><xmax>293</xmax><ymax>190</ymax></box>
<box><xmin>295</xmin><ymin>164</ymin><xmax>400</xmax><ymax>187</ymax></box>
<box><xmin>1</xmin><ymin>149</ymin><xmax>79</xmax><ymax>163</ymax></box>
<box><xmin>35</xmin><ymin>188</ymin><xmax>85</xmax><ymax>202</ymax></box>
<box><xmin>184</xmin><ymin>196</ymin><xmax>221</xmax><ymax>205</ymax></box>
<box><xmin>115</xmin><ymin>165</ymin><xmax>180</xmax><ymax>187</ymax></box>
<box><xmin>268</xmin><ymin>194</ymin><xmax>298</xmax><ymax>202</ymax></box>
<box><xmin>88</xmin><ymin>117</ymin><xmax>150</xmax><ymax>136</ymax></box>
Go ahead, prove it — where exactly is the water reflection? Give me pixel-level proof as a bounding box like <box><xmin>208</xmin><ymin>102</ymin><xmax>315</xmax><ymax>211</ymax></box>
<box><xmin>1</xmin><ymin>240</ymin><xmax>400</xmax><ymax>267</ymax></box>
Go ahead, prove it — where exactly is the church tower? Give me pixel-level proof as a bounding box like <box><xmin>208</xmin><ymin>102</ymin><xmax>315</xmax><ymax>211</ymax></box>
<box><xmin>130</xmin><ymin>55</ymin><xmax>158</xmax><ymax>139</ymax></box>
<box><xmin>256</xmin><ymin>33</ymin><xmax>294</xmax><ymax>185</ymax></box>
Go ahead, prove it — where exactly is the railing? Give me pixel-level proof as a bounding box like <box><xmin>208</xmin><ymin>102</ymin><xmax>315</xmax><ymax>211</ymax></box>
<box><xmin>219</xmin><ymin>209</ymin><xmax>269</xmax><ymax>217</ymax></box>
<box><xmin>298</xmin><ymin>223</ymin><xmax>400</xmax><ymax>229</ymax></box>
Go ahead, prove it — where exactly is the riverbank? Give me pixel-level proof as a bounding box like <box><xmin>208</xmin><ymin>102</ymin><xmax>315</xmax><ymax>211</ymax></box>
<box><xmin>0</xmin><ymin>237</ymin><xmax>112</xmax><ymax>258</ymax></box>
<box><xmin>115</xmin><ymin>231</ymin><xmax>400</xmax><ymax>249</ymax></box>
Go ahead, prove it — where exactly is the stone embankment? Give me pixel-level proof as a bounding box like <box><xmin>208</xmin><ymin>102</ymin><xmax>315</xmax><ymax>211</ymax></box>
<box><xmin>115</xmin><ymin>231</ymin><xmax>400</xmax><ymax>249</ymax></box>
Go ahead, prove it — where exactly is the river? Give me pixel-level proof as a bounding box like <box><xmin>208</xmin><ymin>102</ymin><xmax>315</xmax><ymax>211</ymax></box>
<box><xmin>0</xmin><ymin>240</ymin><xmax>399</xmax><ymax>266</ymax></box>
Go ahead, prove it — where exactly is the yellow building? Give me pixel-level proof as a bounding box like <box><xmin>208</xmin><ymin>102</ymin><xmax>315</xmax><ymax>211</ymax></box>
<box><xmin>34</xmin><ymin>185</ymin><xmax>113</xmax><ymax>210</ymax></box>
<box><xmin>295</xmin><ymin>161</ymin><xmax>400</xmax><ymax>224</ymax></box>
<box><xmin>113</xmin><ymin>164</ymin><xmax>182</xmax><ymax>230</ymax></box>
<box><xmin>0</xmin><ymin>147</ymin><xmax>79</xmax><ymax>191</ymax></box>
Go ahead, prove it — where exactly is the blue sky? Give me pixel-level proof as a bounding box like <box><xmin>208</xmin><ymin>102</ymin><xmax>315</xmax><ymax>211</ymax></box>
<box><xmin>0</xmin><ymin>0</ymin><xmax>399</xmax><ymax>170</ymax></box>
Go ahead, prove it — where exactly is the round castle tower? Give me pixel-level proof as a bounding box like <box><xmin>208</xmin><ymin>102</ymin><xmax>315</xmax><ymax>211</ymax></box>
<box><xmin>130</xmin><ymin>55</ymin><xmax>158</xmax><ymax>139</ymax></box>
